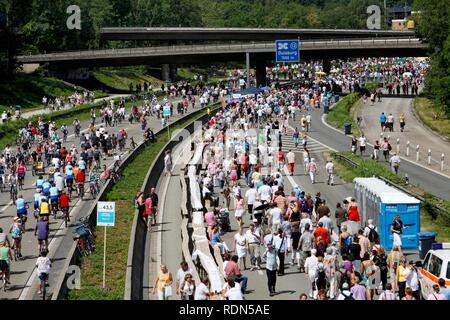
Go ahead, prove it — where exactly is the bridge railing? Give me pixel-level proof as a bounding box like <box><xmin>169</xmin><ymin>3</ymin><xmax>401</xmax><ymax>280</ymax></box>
<box><xmin>17</xmin><ymin>37</ymin><xmax>425</xmax><ymax>61</ymax></box>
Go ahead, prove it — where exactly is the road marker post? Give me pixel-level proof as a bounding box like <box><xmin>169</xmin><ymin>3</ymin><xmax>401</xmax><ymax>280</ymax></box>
<box><xmin>428</xmin><ymin>149</ymin><xmax>431</xmax><ymax>165</ymax></box>
<box><xmin>441</xmin><ymin>154</ymin><xmax>444</xmax><ymax>171</ymax></box>
<box><xmin>406</xmin><ymin>141</ymin><xmax>410</xmax><ymax>157</ymax></box>
<box><xmin>416</xmin><ymin>145</ymin><xmax>420</xmax><ymax>161</ymax></box>
<box><xmin>396</xmin><ymin>138</ymin><xmax>400</xmax><ymax>154</ymax></box>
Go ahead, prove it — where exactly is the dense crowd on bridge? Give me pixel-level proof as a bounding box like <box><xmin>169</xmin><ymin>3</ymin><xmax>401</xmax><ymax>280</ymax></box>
<box><xmin>151</xmin><ymin>73</ymin><xmax>448</xmax><ymax>301</ymax></box>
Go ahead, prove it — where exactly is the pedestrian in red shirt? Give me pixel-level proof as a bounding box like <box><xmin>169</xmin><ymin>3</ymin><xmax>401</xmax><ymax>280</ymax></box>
<box><xmin>59</xmin><ymin>191</ymin><xmax>70</xmax><ymax>221</ymax></box>
<box><xmin>144</xmin><ymin>194</ymin><xmax>155</xmax><ymax>227</ymax></box>
<box><xmin>314</xmin><ymin>222</ymin><xmax>330</xmax><ymax>246</ymax></box>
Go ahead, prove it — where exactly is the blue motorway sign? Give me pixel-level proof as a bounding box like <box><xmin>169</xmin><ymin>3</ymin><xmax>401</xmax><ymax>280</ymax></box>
<box><xmin>163</xmin><ymin>105</ymin><xmax>171</xmax><ymax>117</ymax></box>
<box><xmin>275</xmin><ymin>40</ymin><xmax>300</xmax><ymax>63</ymax></box>
<box><xmin>97</xmin><ymin>201</ymin><xmax>115</xmax><ymax>227</ymax></box>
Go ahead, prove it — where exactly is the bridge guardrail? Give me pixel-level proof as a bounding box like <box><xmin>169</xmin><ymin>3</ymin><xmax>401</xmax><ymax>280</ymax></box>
<box><xmin>17</xmin><ymin>38</ymin><xmax>426</xmax><ymax>62</ymax></box>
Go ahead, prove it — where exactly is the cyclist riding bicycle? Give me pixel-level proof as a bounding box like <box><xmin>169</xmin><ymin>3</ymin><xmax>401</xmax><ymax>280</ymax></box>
<box><xmin>59</xmin><ymin>191</ymin><xmax>70</xmax><ymax>221</ymax></box>
<box><xmin>10</xmin><ymin>217</ymin><xmax>24</xmax><ymax>259</ymax></box>
<box><xmin>76</xmin><ymin>169</ymin><xmax>86</xmax><ymax>199</ymax></box>
<box><xmin>88</xmin><ymin>170</ymin><xmax>98</xmax><ymax>195</ymax></box>
<box><xmin>15</xmin><ymin>195</ymin><xmax>28</xmax><ymax>225</ymax></box>
<box><xmin>36</xmin><ymin>249</ymin><xmax>51</xmax><ymax>295</ymax></box>
<box><xmin>65</xmin><ymin>164</ymin><xmax>74</xmax><ymax>193</ymax></box>
<box><xmin>34</xmin><ymin>217</ymin><xmax>49</xmax><ymax>256</ymax></box>
<box><xmin>35</xmin><ymin>175</ymin><xmax>44</xmax><ymax>192</ymax></box>
<box><xmin>61</xmin><ymin>124</ymin><xmax>68</xmax><ymax>141</ymax></box>
<box><xmin>39</xmin><ymin>198</ymin><xmax>50</xmax><ymax>219</ymax></box>
<box><xmin>49</xmin><ymin>185</ymin><xmax>59</xmax><ymax>216</ymax></box>
<box><xmin>42</xmin><ymin>179</ymin><xmax>51</xmax><ymax>198</ymax></box>
<box><xmin>0</xmin><ymin>242</ymin><xmax>12</xmax><ymax>285</ymax></box>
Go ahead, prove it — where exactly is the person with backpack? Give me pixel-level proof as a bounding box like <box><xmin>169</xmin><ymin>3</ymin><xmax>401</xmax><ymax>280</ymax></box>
<box><xmin>337</xmin><ymin>282</ymin><xmax>354</xmax><ymax>300</ymax></box>
<box><xmin>364</xmin><ymin>219</ymin><xmax>379</xmax><ymax>245</ymax></box>
<box><xmin>315</xmin><ymin>257</ymin><xmax>328</xmax><ymax>296</ymax></box>
<box><xmin>339</xmin><ymin>225</ymin><xmax>352</xmax><ymax>255</ymax></box>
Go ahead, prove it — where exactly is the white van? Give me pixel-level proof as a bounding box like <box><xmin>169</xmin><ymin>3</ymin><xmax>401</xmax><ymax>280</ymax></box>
<box><xmin>419</xmin><ymin>247</ymin><xmax>450</xmax><ymax>298</ymax></box>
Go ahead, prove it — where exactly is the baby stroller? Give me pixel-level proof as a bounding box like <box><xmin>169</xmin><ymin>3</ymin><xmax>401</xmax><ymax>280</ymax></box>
<box><xmin>217</xmin><ymin>208</ymin><xmax>231</xmax><ymax>233</ymax></box>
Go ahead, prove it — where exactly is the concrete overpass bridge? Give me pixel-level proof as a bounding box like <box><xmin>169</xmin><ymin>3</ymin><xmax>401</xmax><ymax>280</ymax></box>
<box><xmin>101</xmin><ymin>27</ymin><xmax>415</xmax><ymax>41</ymax></box>
<box><xmin>17</xmin><ymin>38</ymin><xmax>427</xmax><ymax>85</ymax></box>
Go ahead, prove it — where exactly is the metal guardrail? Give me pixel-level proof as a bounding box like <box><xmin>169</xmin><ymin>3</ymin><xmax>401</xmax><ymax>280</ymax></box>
<box><xmin>332</xmin><ymin>152</ymin><xmax>450</xmax><ymax>222</ymax></box>
<box><xmin>17</xmin><ymin>38</ymin><xmax>426</xmax><ymax>63</ymax></box>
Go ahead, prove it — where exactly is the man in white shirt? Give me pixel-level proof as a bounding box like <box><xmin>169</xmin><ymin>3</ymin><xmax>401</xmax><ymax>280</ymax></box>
<box><xmin>318</xmin><ymin>213</ymin><xmax>333</xmax><ymax>233</ymax></box>
<box><xmin>194</xmin><ymin>278</ymin><xmax>210</xmax><ymax>300</ymax></box>
<box><xmin>223</xmin><ymin>279</ymin><xmax>243</xmax><ymax>300</ymax></box>
<box><xmin>268</xmin><ymin>205</ymin><xmax>282</xmax><ymax>233</ymax></box>
<box><xmin>245</xmin><ymin>187</ymin><xmax>257</xmax><ymax>218</ymax></box>
<box><xmin>305</xmin><ymin>249</ymin><xmax>319</xmax><ymax>299</ymax></box>
<box><xmin>405</xmin><ymin>261</ymin><xmax>423</xmax><ymax>300</ymax></box>
<box><xmin>176</xmin><ymin>261</ymin><xmax>195</xmax><ymax>295</ymax></box>
<box><xmin>36</xmin><ymin>250</ymin><xmax>51</xmax><ymax>294</ymax></box>
<box><xmin>363</xmin><ymin>219</ymin><xmax>378</xmax><ymax>239</ymax></box>
<box><xmin>325</xmin><ymin>160</ymin><xmax>335</xmax><ymax>186</ymax></box>
<box><xmin>390</xmin><ymin>153</ymin><xmax>401</xmax><ymax>174</ymax></box>
<box><xmin>358</xmin><ymin>135</ymin><xmax>367</xmax><ymax>156</ymax></box>
<box><xmin>305</xmin><ymin>113</ymin><xmax>312</xmax><ymax>132</ymax></box>
<box><xmin>245</xmin><ymin>223</ymin><xmax>261</xmax><ymax>271</ymax></box>
<box><xmin>286</xmin><ymin>150</ymin><xmax>295</xmax><ymax>176</ymax></box>
<box><xmin>258</xmin><ymin>181</ymin><xmax>272</xmax><ymax>204</ymax></box>
<box><xmin>378</xmin><ymin>283</ymin><xmax>398</xmax><ymax>300</ymax></box>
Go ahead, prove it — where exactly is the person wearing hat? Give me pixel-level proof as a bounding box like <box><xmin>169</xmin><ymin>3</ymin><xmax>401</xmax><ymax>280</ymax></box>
<box><xmin>337</xmin><ymin>282</ymin><xmax>353</xmax><ymax>300</ymax></box>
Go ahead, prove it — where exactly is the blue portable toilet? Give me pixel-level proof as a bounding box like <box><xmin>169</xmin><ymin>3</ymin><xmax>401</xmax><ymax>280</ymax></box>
<box><xmin>353</xmin><ymin>177</ymin><xmax>421</xmax><ymax>250</ymax></box>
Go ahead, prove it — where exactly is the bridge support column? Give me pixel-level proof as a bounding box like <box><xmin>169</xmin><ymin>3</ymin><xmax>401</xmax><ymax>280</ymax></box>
<box><xmin>161</xmin><ymin>64</ymin><xmax>170</xmax><ymax>82</ymax></box>
<box><xmin>170</xmin><ymin>64</ymin><xmax>178</xmax><ymax>82</ymax></box>
<box><xmin>255</xmin><ymin>58</ymin><xmax>267</xmax><ymax>87</ymax></box>
<box><xmin>322</xmin><ymin>58</ymin><xmax>331</xmax><ymax>74</ymax></box>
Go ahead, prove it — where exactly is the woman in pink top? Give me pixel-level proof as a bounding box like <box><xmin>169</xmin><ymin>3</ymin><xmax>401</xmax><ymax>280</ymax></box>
<box><xmin>144</xmin><ymin>195</ymin><xmax>154</xmax><ymax>227</ymax></box>
<box><xmin>234</xmin><ymin>195</ymin><xmax>245</xmax><ymax>224</ymax></box>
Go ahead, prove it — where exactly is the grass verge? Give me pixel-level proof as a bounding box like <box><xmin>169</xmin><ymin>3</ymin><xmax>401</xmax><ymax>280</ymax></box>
<box><xmin>66</xmin><ymin>106</ymin><xmax>218</xmax><ymax>300</ymax></box>
<box><xmin>326</xmin><ymin>93</ymin><xmax>362</xmax><ymax>136</ymax></box>
<box><xmin>413</xmin><ymin>97</ymin><xmax>450</xmax><ymax>141</ymax></box>
<box><xmin>92</xmin><ymin>66</ymin><xmax>164</xmax><ymax>92</ymax></box>
<box><xmin>324</xmin><ymin>151</ymin><xmax>450</xmax><ymax>242</ymax></box>
<box><xmin>0</xmin><ymin>72</ymin><xmax>96</xmax><ymax>112</ymax></box>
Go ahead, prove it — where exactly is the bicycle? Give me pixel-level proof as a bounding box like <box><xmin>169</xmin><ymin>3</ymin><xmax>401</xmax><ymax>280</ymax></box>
<box><xmin>77</xmin><ymin>183</ymin><xmax>84</xmax><ymax>200</ymax></box>
<box><xmin>74</xmin><ymin>218</ymin><xmax>95</xmax><ymax>256</ymax></box>
<box><xmin>89</xmin><ymin>180</ymin><xmax>99</xmax><ymax>199</ymax></box>
<box><xmin>61</xmin><ymin>207</ymin><xmax>70</xmax><ymax>228</ymax></box>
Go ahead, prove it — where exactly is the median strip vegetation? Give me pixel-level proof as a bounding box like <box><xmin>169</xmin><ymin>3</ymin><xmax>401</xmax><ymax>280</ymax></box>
<box><xmin>326</xmin><ymin>93</ymin><xmax>361</xmax><ymax>136</ymax></box>
<box><xmin>324</xmin><ymin>151</ymin><xmax>450</xmax><ymax>242</ymax></box>
<box><xmin>413</xmin><ymin>97</ymin><xmax>450</xmax><ymax>141</ymax></box>
<box><xmin>67</xmin><ymin>106</ymin><xmax>216</xmax><ymax>300</ymax></box>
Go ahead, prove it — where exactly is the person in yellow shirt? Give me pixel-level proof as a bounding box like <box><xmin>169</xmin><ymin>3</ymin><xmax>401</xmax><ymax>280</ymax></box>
<box><xmin>396</xmin><ymin>257</ymin><xmax>407</xmax><ymax>299</ymax></box>
<box><xmin>39</xmin><ymin>198</ymin><xmax>50</xmax><ymax>218</ymax></box>
<box><xmin>399</xmin><ymin>114</ymin><xmax>406</xmax><ymax>132</ymax></box>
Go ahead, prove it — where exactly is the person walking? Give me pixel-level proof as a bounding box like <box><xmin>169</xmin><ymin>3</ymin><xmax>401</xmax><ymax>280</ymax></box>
<box><xmin>307</xmin><ymin>158</ymin><xmax>318</xmax><ymax>184</ymax></box>
<box><xmin>305</xmin><ymin>248</ymin><xmax>319</xmax><ymax>299</ymax></box>
<box><xmin>293</xmin><ymin>128</ymin><xmax>300</xmax><ymax>148</ymax></box>
<box><xmin>378</xmin><ymin>283</ymin><xmax>398</xmax><ymax>300</ymax></box>
<box><xmin>379</xmin><ymin>112</ymin><xmax>387</xmax><ymax>132</ymax></box>
<box><xmin>164</xmin><ymin>150</ymin><xmax>173</xmax><ymax>176</ymax></box>
<box><xmin>246</xmin><ymin>222</ymin><xmax>261</xmax><ymax>271</ymax></box>
<box><xmin>298</xmin><ymin>223</ymin><xmax>315</xmax><ymax>273</ymax></box>
<box><xmin>391</xmin><ymin>214</ymin><xmax>408</xmax><ymax>256</ymax></box>
<box><xmin>396</xmin><ymin>257</ymin><xmax>408</xmax><ymax>299</ymax></box>
<box><xmin>275</xmin><ymin>228</ymin><xmax>288</xmax><ymax>276</ymax></box>
<box><xmin>286</xmin><ymin>150</ymin><xmax>295</xmax><ymax>176</ymax></box>
<box><xmin>427</xmin><ymin>284</ymin><xmax>447</xmax><ymax>300</ymax></box>
<box><xmin>381</xmin><ymin>137</ymin><xmax>391</xmax><ymax>162</ymax></box>
<box><xmin>325</xmin><ymin>160</ymin><xmax>335</xmax><ymax>186</ymax></box>
<box><xmin>373</xmin><ymin>140</ymin><xmax>380</xmax><ymax>161</ymax></box>
<box><xmin>233</xmin><ymin>227</ymin><xmax>248</xmax><ymax>270</ymax></box>
<box><xmin>390</xmin><ymin>153</ymin><xmax>401</xmax><ymax>174</ymax></box>
<box><xmin>152</xmin><ymin>264</ymin><xmax>173</xmax><ymax>300</ymax></box>
<box><xmin>399</xmin><ymin>113</ymin><xmax>406</xmax><ymax>132</ymax></box>
<box><xmin>263</xmin><ymin>240</ymin><xmax>278</xmax><ymax>296</ymax></box>
<box><xmin>405</xmin><ymin>260</ymin><xmax>422</xmax><ymax>300</ymax></box>
<box><xmin>358</xmin><ymin>134</ymin><xmax>367</xmax><ymax>156</ymax></box>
